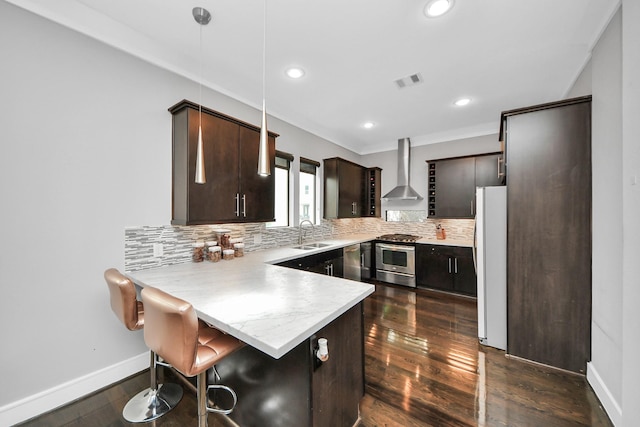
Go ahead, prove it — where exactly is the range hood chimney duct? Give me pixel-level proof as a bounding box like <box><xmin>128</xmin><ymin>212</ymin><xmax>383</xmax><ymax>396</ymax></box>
<box><xmin>381</xmin><ymin>138</ymin><xmax>424</xmax><ymax>201</ymax></box>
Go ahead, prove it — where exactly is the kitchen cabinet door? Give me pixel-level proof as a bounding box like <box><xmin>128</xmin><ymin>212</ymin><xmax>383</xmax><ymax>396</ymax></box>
<box><xmin>451</xmin><ymin>247</ymin><xmax>476</xmax><ymax>296</ymax></box>
<box><xmin>324</xmin><ymin>158</ymin><xmax>365</xmax><ymax>219</ymax></box>
<box><xmin>475</xmin><ymin>154</ymin><xmax>503</xmax><ymax>188</ymax></box>
<box><xmin>238</xmin><ymin>126</ymin><xmax>276</xmax><ymax>222</ymax></box>
<box><xmin>433</xmin><ymin>157</ymin><xmax>476</xmax><ymax>218</ymax></box>
<box><xmin>416</xmin><ymin>245</ymin><xmax>453</xmax><ymax>291</ymax></box>
<box><xmin>171</xmin><ymin>107</ymin><xmax>240</xmax><ymax>224</ymax></box>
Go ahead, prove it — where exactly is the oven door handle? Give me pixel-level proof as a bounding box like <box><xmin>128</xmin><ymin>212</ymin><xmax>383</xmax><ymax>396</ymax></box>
<box><xmin>375</xmin><ymin>269</ymin><xmax>415</xmax><ymax>278</ymax></box>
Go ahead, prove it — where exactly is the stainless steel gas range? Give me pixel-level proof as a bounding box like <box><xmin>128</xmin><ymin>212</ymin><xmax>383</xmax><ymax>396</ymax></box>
<box><xmin>375</xmin><ymin>234</ymin><xmax>421</xmax><ymax>287</ymax></box>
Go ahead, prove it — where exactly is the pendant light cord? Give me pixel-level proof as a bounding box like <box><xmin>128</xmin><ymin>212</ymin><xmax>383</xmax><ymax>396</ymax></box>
<box><xmin>262</xmin><ymin>0</ymin><xmax>266</xmax><ymax>106</ymax></box>
<box><xmin>199</xmin><ymin>21</ymin><xmax>203</xmax><ymax>133</ymax></box>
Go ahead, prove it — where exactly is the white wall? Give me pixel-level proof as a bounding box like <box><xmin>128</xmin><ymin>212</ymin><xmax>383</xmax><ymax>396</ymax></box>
<box><xmin>362</xmin><ymin>134</ymin><xmax>501</xmax><ymax>214</ymax></box>
<box><xmin>0</xmin><ymin>3</ymin><xmax>360</xmax><ymax>424</ymax></box>
<box><xmin>568</xmin><ymin>4</ymin><xmax>640</xmax><ymax>426</ymax></box>
<box><xmin>583</xmin><ymin>8</ymin><xmax>624</xmax><ymax>424</ymax></box>
<box><xmin>621</xmin><ymin>0</ymin><xmax>640</xmax><ymax>425</ymax></box>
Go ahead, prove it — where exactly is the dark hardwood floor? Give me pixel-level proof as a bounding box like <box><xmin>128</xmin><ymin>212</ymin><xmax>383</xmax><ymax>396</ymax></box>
<box><xmin>16</xmin><ymin>284</ymin><xmax>612</xmax><ymax>427</ymax></box>
<box><xmin>360</xmin><ymin>284</ymin><xmax>612</xmax><ymax>427</ymax></box>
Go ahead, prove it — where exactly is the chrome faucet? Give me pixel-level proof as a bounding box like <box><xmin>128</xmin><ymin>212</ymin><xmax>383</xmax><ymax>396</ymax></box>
<box><xmin>298</xmin><ymin>220</ymin><xmax>315</xmax><ymax>245</ymax></box>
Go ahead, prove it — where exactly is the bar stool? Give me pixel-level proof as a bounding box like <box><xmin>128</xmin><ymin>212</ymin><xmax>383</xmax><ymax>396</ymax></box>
<box><xmin>141</xmin><ymin>286</ymin><xmax>244</xmax><ymax>427</ymax></box>
<box><xmin>104</xmin><ymin>268</ymin><xmax>183</xmax><ymax>422</ymax></box>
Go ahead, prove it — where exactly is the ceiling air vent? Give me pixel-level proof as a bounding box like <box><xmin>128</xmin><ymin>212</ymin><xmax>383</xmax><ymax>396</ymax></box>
<box><xmin>394</xmin><ymin>73</ymin><xmax>423</xmax><ymax>89</ymax></box>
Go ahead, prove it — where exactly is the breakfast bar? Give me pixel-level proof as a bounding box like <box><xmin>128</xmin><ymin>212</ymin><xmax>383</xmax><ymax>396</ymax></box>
<box><xmin>126</xmin><ymin>238</ymin><xmax>375</xmax><ymax>426</ymax></box>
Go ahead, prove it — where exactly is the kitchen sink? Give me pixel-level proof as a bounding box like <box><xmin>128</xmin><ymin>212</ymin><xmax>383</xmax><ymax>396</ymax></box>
<box><xmin>292</xmin><ymin>242</ymin><xmax>332</xmax><ymax>250</ymax></box>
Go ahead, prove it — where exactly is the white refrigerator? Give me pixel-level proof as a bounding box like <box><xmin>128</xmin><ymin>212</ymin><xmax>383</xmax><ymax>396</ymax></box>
<box><xmin>474</xmin><ymin>186</ymin><xmax>507</xmax><ymax>351</ymax></box>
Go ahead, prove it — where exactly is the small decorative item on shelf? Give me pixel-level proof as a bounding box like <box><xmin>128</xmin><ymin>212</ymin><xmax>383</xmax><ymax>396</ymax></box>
<box><xmin>436</xmin><ymin>224</ymin><xmax>446</xmax><ymax>240</ymax></box>
<box><xmin>207</xmin><ymin>246</ymin><xmax>221</xmax><ymax>262</ymax></box>
<box><xmin>192</xmin><ymin>241</ymin><xmax>205</xmax><ymax>262</ymax></box>
<box><xmin>223</xmin><ymin>249</ymin><xmax>235</xmax><ymax>260</ymax></box>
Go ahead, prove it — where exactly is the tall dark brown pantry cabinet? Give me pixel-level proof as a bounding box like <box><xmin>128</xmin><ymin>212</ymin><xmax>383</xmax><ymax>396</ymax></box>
<box><xmin>169</xmin><ymin>100</ymin><xmax>277</xmax><ymax>225</ymax></box>
<box><xmin>503</xmin><ymin>96</ymin><xmax>591</xmax><ymax>373</ymax></box>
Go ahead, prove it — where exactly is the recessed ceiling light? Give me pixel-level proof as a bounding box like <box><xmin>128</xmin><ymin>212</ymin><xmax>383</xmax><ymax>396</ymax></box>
<box><xmin>455</xmin><ymin>97</ymin><xmax>471</xmax><ymax>106</ymax></box>
<box><xmin>424</xmin><ymin>0</ymin><xmax>454</xmax><ymax>18</ymax></box>
<box><xmin>285</xmin><ymin>67</ymin><xmax>305</xmax><ymax>79</ymax></box>
<box><xmin>363</xmin><ymin>121</ymin><xmax>375</xmax><ymax>129</ymax></box>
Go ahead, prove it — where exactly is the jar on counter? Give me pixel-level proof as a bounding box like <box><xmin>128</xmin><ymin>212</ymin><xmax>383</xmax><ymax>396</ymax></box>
<box><xmin>192</xmin><ymin>242</ymin><xmax>205</xmax><ymax>262</ymax></box>
<box><xmin>205</xmin><ymin>241</ymin><xmax>217</xmax><ymax>257</ymax></box>
<box><xmin>222</xmin><ymin>249</ymin><xmax>235</xmax><ymax>261</ymax></box>
<box><xmin>233</xmin><ymin>242</ymin><xmax>245</xmax><ymax>257</ymax></box>
<box><xmin>207</xmin><ymin>246</ymin><xmax>221</xmax><ymax>262</ymax></box>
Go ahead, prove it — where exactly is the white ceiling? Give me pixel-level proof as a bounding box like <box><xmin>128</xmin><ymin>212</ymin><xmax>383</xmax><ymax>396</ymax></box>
<box><xmin>8</xmin><ymin>0</ymin><xmax>618</xmax><ymax>154</ymax></box>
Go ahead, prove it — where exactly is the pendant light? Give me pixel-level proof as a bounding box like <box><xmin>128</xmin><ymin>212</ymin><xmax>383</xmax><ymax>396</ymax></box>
<box><xmin>193</xmin><ymin>7</ymin><xmax>211</xmax><ymax>184</ymax></box>
<box><xmin>257</xmin><ymin>0</ymin><xmax>271</xmax><ymax>176</ymax></box>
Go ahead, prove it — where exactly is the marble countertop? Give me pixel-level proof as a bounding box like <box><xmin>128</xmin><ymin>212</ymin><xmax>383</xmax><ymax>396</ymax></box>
<box><xmin>126</xmin><ymin>234</ymin><xmax>376</xmax><ymax>359</ymax></box>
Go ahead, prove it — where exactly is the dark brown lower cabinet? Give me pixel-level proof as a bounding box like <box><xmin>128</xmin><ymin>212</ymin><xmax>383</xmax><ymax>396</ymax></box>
<box><xmin>416</xmin><ymin>244</ymin><xmax>477</xmax><ymax>296</ymax></box>
<box><xmin>503</xmin><ymin>96</ymin><xmax>591</xmax><ymax>373</ymax></box>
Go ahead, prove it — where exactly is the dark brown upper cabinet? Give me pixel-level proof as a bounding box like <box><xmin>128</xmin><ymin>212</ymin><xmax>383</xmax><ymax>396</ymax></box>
<box><xmin>427</xmin><ymin>153</ymin><xmax>504</xmax><ymax>218</ymax></box>
<box><xmin>323</xmin><ymin>157</ymin><xmax>365</xmax><ymax>219</ymax></box>
<box><xmin>169</xmin><ymin>100</ymin><xmax>277</xmax><ymax>225</ymax></box>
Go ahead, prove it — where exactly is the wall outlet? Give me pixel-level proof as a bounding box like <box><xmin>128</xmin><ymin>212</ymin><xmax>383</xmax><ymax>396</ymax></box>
<box><xmin>153</xmin><ymin>243</ymin><xmax>163</xmax><ymax>257</ymax></box>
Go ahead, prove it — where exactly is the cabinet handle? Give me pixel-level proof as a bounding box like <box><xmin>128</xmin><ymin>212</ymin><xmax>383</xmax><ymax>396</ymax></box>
<box><xmin>470</xmin><ymin>200</ymin><xmax>474</xmax><ymax>215</ymax></box>
<box><xmin>448</xmin><ymin>258</ymin><xmax>452</xmax><ymax>274</ymax></box>
<box><xmin>242</xmin><ymin>194</ymin><xmax>247</xmax><ymax>217</ymax></box>
<box><xmin>454</xmin><ymin>258</ymin><xmax>458</xmax><ymax>274</ymax></box>
<box><xmin>361</xmin><ymin>253</ymin><xmax>365</xmax><ymax>267</ymax></box>
<box><xmin>498</xmin><ymin>156</ymin><xmax>505</xmax><ymax>178</ymax></box>
<box><xmin>235</xmin><ymin>193</ymin><xmax>240</xmax><ymax>217</ymax></box>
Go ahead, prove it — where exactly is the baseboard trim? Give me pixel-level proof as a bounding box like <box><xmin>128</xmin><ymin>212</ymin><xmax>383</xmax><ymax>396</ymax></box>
<box><xmin>587</xmin><ymin>361</ymin><xmax>622</xmax><ymax>426</ymax></box>
<box><xmin>0</xmin><ymin>352</ymin><xmax>148</xmax><ymax>426</ymax></box>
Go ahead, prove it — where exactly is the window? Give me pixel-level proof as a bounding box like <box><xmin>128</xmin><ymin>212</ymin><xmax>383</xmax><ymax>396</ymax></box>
<box><xmin>299</xmin><ymin>157</ymin><xmax>319</xmax><ymax>223</ymax></box>
<box><xmin>267</xmin><ymin>150</ymin><xmax>293</xmax><ymax>227</ymax></box>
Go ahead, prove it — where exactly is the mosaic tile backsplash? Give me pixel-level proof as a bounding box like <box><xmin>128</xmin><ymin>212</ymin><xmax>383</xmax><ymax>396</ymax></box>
<box><xmin>125</xmin><ymin>214</ymin><xmax>475</xmax><ymax>272</ymax></box>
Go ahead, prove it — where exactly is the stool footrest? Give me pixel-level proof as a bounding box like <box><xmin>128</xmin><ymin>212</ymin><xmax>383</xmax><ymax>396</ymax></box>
<box><xmin>206</xmin><ymin>384</ymin><xmax>238</xmax><ymax>415</ymax></box>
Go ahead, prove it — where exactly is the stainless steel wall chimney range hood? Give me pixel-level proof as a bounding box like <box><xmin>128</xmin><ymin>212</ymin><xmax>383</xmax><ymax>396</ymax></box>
<box><xmin>381</xmin><ymin>138</ymin><xmax>424</xmax><ymax>201</ymax></box>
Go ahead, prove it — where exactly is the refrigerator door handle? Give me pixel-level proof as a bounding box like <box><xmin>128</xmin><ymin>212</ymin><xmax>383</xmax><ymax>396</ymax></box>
<box><xmin>472</xmin><ymin>218</ymin><xmax>477</xmax><ymax>273</ymax></box>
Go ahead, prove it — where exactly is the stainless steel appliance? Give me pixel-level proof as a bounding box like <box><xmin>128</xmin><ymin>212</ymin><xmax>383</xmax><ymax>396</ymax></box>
<box><xmin>475</xmin><ymin>186</ymin><xmax>507</xmax><ymax>350</ymax></box>
<box><xmin>375</xmin><ymin>241</ymin><xmax>416</xmax><ymax>287</ymax></box>
<box><xmin>343</xmin><ymin>244</ymin><xmax>361</xmax><ymax>281</ymax></box>
<box><xmin>360</xmin><ymin>242</ymin><xmax>372</xmax><ymax>280</ymax></box>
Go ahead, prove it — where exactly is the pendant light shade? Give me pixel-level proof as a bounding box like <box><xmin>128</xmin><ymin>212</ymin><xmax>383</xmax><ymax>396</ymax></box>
<box><xmin>193</xmin><ymin>6</ymin><xmax>211</xmax><ymax>184</ymax></box>
<box><xmin>257</xmin><ymin>0</ymin><xmax>271</xmax><ymax>176</ymax></box>
<box><xmin>257</xmin><ymin>100</ymin><xmax>270</xmax><ymax>176</ymax></box>
<box><xmin>195</xmin><ymin>126</ymin><xmax>206</xmax><ymax>183</ymax></box>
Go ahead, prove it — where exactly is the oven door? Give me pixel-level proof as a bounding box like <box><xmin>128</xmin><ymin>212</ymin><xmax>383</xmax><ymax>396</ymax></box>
<box><xmin>375</xmin><ymin>243</ymin><xmax>415</xmax><ymax>275</ymax></box>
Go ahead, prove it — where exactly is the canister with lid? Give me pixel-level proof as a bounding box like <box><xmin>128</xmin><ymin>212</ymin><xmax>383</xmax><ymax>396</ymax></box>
<box><xmin>234</xmin><ymin>242</ymin><xmax>245</xmax><ymax>257</ymax></box>
<box><xmin>192</xmin><ymin>242</ymin><xmax>205</xmax><ymax>262</ymax></box>
<box><xmin>207</xmin><ymin>245</ymin><xmax>221</xmax><ymax>262</ymax></box>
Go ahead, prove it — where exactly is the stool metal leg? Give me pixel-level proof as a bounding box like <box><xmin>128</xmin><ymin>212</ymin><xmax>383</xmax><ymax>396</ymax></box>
<box><xmin>197</xmin><ymin>371</ymin><xmax>208</xmax><ymax>427</ymax></box>
<box><xmin>122</xmin><ymin>351</ymin><xmax>183</xmax><ymax>423</ymax></box>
